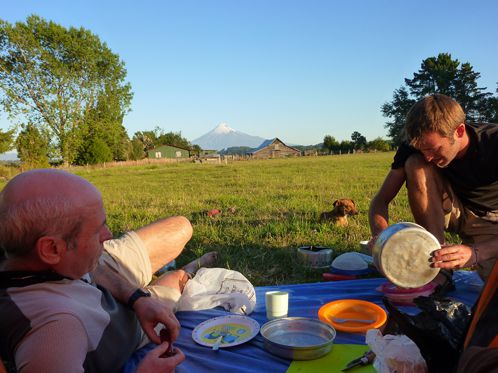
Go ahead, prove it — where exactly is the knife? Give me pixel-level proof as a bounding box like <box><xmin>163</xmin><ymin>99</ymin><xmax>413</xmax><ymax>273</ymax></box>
<box><xmin>342</xmin><ymin>350</ymin><xmax>375</xmax><ymax>371</ymax></box>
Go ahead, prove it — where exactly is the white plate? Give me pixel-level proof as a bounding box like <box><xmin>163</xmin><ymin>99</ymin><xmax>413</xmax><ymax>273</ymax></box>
<box><xmin>192</xmin><ymin>315</ymin><xmax>260</xmax><ymax>348</ymax></box>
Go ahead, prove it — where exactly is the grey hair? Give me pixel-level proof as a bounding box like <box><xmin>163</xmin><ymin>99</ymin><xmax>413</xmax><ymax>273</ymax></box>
<box><xmin>0</xmin><ymin>196</ymin><xmax>82</xmax><ymax>258</ymax></box>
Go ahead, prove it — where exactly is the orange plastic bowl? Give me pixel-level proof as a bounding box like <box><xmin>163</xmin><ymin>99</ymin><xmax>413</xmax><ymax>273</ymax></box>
<box><xmin>318</xmin><ymin>299</ymin><xmax>387</xmax><ymax>333</ymax></box>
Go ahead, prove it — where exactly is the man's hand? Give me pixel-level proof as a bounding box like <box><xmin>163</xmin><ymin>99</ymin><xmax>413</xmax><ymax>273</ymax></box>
<box><xmin>431</xmin><ymin>244</ymin><xmax>474</xmax><ymax>269</ymax></box>
<box><xmin>136</xmin><ymin>343</ymin><xmax>185</xmax><ymax>373</ymax></box>
<box><xmin>133</xmin><ymin>297</ymin><xmax>181</xmax><ymax>344</ymax></box>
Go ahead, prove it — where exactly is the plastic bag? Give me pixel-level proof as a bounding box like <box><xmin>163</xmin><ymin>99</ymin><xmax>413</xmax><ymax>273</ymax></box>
<box><xmin>177</xmin><ymin>268</ymin><xmax>256</xmax><ymax>315</ymax></box>
<box><xmin>366</xmin><ymin>329</ymin><xmax>428</xmax><ymax>373</ymax></box>
<box><xmin>382</xmin><ymin>296</ymin><xmax>471</xmax><ymax>373</ymax></box>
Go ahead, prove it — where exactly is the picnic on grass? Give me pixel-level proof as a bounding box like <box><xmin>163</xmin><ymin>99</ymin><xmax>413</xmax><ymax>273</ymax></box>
<box><xmin>1</xmin><ymin>94</ymin><xmax>498</xmax><ymax>373</ymax></box>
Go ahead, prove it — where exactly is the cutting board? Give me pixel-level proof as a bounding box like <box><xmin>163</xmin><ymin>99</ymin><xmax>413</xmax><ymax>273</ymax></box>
<box><xmin>286</xmin><ymin>344</ymin><xmax>375</xmax><ymax>373</ymax></box>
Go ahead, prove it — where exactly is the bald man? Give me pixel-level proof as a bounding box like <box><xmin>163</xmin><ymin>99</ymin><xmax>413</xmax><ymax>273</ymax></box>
<box><xmin>0</xmin><ymin>169</ymin><xmax>211</xmax><ymax>372</ymax></box>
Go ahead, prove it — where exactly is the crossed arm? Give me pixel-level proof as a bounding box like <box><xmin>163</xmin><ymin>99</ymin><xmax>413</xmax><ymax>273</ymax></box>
<box><xmin>89</xmin><ymin>265</ymin><xmax>185</xmax><ymax>372</ymax></box>
<box><xmin>90</xmin><ymin>263</ymin><xmax>180</xmax><ymax>343</ymax></box>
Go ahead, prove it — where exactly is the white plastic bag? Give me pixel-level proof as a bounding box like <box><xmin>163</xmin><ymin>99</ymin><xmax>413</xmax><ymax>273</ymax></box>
<box><xmin>366</xmin><ymin>329</ymin><xmax>428</xmax><ymax>373</ymax></box>
<box><xmin>177</xmin><ymin>268</ymin><xmax>256</xmax><ymax>315</ymax></box>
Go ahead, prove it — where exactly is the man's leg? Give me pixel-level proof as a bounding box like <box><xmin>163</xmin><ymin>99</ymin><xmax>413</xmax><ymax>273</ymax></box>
<box><xmin>135</xmin><ymin>216</ymin><xmax>193</xmax><ymax>273</ymax></box>
<box><xmin>150</xmin><ymin>252</ymin><xmax>218</xmax><ymax>291</ymax></box>
<box><xmin>405</xmin><ymin>154</ymin><xmax>446</xmax><ymax>243</ymax></box>
<box><xmin>146</xmin><ymin>251</ymin><xmax>218</xmax><ymax>313</ymax></box>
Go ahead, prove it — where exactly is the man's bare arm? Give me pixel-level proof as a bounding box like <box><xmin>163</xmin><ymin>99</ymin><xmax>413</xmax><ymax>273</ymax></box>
<box><xmin>368</xmin><ymin>168</ymin><xmax>406</xmax><ymax>238</ymax></box>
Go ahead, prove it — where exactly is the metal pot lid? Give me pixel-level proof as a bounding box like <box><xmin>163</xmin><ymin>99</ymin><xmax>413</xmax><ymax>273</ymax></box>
<box><xmin>260</xmin><ymin>317</ymin><xmax>336</xmax><ymax>349</ymax></box>
<box><xmin>379</xmin><ymin>226</ymin><xmax>440</xmax><ymax>288</ymax></box>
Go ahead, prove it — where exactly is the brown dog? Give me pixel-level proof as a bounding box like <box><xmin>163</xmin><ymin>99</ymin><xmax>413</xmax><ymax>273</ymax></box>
<box><xmin>319</xmin><ymin>198</ymin><xmax>358</xmax><ymax>226</ymax></box>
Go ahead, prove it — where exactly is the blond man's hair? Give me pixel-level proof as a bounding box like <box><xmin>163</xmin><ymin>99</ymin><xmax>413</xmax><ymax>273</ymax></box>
<box><xmin>405</xmin><ymin>94</ymin><xmax>465</xmax><ymax>146</ymax></box>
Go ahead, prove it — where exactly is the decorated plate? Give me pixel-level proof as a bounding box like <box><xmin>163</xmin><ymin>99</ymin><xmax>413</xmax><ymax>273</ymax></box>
<box><xmin>192</xmin><ymin>315</ymin><xmax>260</xmax><ymax>348</ymax></box>
<box><xmin>318</xmin><ymin>299</ymin><xmax>387</xmax><ymax>333</ymax></box>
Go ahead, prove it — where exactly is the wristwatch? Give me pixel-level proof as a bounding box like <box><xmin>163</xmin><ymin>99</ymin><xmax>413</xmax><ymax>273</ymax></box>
<box><xmin>127</xmin><ymin>288</ymin><xmax>151</xmax><ymax>309</ymax></box>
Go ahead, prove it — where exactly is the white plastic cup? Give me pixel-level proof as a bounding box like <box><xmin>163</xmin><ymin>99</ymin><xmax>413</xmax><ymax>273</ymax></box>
<box><xmin>265</xmin><ymin>291</ymin><xmax>289</xmax><ymax>320</ymax></box>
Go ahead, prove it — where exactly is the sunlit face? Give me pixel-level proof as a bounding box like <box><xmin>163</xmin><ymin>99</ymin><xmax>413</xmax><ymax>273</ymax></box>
<box><xmin>414</xmin><ymin>131</ymin><xmax>461</xmax><ymax>168</ymax></box>
<box><xmin>62</xmin><ymin>198</ymin><xmax>113</xmax><ymax>278</ymax></box>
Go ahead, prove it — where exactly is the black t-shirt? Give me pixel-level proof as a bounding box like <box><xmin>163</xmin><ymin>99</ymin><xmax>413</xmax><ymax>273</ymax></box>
<box><xmin>391</xmin><ymin>123</ymin><xmax>498</xmax><ymax>215</ymax></box>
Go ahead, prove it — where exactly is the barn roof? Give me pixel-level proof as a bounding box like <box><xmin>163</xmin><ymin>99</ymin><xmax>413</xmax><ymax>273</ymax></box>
<box><xmin>251</xmin><ymin>138</ymin><xmax>301</xmax><ymax>154</ymax></box>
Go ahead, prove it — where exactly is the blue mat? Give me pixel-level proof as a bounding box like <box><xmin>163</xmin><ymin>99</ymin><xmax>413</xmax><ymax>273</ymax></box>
<box><xmin>125</xmin><ymin>271</ymin><xmax>483</xmax><ymax>373</ymax></box>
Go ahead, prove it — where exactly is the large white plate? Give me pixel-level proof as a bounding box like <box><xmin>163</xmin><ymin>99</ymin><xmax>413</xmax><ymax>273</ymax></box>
<box><xmin>192</xmin><ymin>315</ymin><xmax>260</xmax><ymax>348</ymax></box>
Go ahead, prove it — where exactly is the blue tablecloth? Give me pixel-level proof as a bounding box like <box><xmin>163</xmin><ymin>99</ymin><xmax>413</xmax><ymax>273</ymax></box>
<box><xmin>126</xmin><ymin>271</ymin><xmax>483</xmax><ymax>373</ymax></box>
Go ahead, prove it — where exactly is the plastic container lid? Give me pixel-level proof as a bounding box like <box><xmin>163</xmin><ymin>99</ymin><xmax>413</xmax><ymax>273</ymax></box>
<box><xmin>331</xmin><ymin>252</ymin><xmax>369</xmax><ymax>271</ymax></box>
<box><xmin>376</xmin><ymin>282</ymin><xmax>437</xmax><ymax>306</ymax></box>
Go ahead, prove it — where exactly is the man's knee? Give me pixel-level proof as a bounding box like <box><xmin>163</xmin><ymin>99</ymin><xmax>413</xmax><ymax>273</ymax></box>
<box><xmin>404</xmin><ymin>153</ymin><xmax>443</xmax><ymax>187</ymax></box>
<box><xmin>405</xmin><ymin>153</ymin><xmax>430</xmax><ymax>175</ymax></box>
<box><xmin>174</xmin><ymin>216</ymin><xmax>193</xmax><ymax>242</ymax></box>
<box><xmin>137</xmin><ymin>215</ymin><xmax>193</xmax><ymax>246</ymax></box>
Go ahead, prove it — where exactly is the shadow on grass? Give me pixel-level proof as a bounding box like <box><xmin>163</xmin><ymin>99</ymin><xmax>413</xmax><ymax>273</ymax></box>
<box><xmin>176</xmin><ymin>240</ymin><xmax>339</xmax><ymax>287</ymax></box>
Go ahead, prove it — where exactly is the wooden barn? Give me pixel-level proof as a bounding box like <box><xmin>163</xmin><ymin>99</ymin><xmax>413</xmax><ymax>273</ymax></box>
<box><xmin>250</xmin><ymin>138</ymin><xmax>301</xmax><ymax>159</ymax></box>
<box><xmin>147</xmin><ymin>144</ymin><xmax>190</xmax><ymax>159</ymax></box>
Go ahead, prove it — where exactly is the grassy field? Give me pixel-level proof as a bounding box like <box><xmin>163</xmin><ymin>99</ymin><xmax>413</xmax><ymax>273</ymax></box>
<box><xmin>1</xmin><ymin>153</ymin><xmax>417</xmax><ymax>286</ymax></box>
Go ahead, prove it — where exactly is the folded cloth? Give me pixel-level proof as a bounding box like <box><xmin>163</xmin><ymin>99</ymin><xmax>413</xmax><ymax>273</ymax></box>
<box><xmin>177</xmin><ymin>268</ymin><xmax>256</xmax><ymax>315</ymax></box>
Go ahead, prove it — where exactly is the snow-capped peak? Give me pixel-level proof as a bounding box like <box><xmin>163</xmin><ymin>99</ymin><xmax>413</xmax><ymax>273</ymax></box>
<box><xmin>212</xmin><ymin>122</ymin><xmax>235</xmax><ymax>134</ymax></box>
<box><xmin>192</xmin><ymin>123</ymin><xmax>265</xmax><ymax>150</ymax></box>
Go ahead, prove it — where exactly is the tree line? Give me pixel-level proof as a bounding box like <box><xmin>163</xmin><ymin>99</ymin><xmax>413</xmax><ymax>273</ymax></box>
<box><xmin>322</xmin><ymin>131</ymin><xmax>391</xmax><ymax>154</ymax></box>
<box><xmin>1</xmin><ymin>17</ymin><xmax>498</xmax><ymax>167</ymax></box>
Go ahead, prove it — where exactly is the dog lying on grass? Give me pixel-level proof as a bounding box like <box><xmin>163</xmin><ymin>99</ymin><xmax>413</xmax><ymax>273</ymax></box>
<box><xmin>319</xmin><ymin>198</ymin><xmax>358</xmax><ymax>226</ymax></box>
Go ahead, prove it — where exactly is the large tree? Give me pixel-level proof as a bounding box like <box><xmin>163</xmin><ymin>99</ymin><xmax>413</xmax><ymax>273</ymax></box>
<box><xmin>382</xmin><ymin>53</ymin><xmax>495</xmax><ymax>145</ymax></box>
<box><xmin>0</xmin><ymin>15</ymin><xmax>132</xmax><ymax>165</ymax></box>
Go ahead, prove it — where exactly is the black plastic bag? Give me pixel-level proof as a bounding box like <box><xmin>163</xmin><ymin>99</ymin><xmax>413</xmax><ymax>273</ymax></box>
<box><xmin>383</xmin><ymin>296</ymin><xmax>471</xmax><ymax>373</ymax></box>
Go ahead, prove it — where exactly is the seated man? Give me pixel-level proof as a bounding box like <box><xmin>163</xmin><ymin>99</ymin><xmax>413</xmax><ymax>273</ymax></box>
<box><xmin>0</xmin><ymin>169</ymin><xmax>216</xmax><ymax>372</ymax></box>
<box><xmin>369</xmin><ymin>94</ymin><xmax>498</xmax><ymax>281</ymax></box>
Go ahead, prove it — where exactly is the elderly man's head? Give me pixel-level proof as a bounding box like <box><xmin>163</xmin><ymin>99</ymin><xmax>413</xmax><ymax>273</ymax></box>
<box><xmin>0</xmin><ymin>169</ymin><xmax>112</xmax><ymax>276</ymax></box>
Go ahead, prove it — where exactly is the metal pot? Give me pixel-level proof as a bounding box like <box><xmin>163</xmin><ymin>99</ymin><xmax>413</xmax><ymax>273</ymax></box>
<box><xmin>297</xmin><ymin>246</ymin><xmax>333</xmax><ymax>269</ymax></box>
<box><xmin>372</xmin><ymin>222</ymin><xmax>440</xmax><ymax>288</ymax></box>
<box><xmin>260</xmin><ymin>317</ymin><xmax>336</xmax><ymax>360</ymax></box>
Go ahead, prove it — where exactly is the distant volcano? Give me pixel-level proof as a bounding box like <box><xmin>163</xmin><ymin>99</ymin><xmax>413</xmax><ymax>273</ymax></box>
<box><xmin>192</xmin><ymin>123</ymin><xmax>265</xmax><ymax>150</ymax></box>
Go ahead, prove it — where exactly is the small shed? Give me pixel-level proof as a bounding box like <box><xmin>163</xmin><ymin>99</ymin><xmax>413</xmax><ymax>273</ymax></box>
<box><xmin>148</xmin><ymin>145</ymin><xmax>190</xmax><ymax>159</ymax></box>
<box><xmin>200</xmin><ymin>149</ymin><xmax>218</xmax><ymax>156</ymax></box>
<box><xmin>250</xmin><ymin>138</ymin><xmax>301</xmax><ymax>159</ymax></box>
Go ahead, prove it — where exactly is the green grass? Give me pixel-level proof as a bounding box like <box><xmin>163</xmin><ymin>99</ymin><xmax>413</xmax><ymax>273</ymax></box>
<box><xmin>1</xmin><ymin>153</ymin><xmax>417</xmax><ymax>285</ymax></box>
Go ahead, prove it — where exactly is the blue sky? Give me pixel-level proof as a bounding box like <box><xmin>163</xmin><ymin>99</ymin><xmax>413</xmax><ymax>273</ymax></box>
<box><xmin>1</xmin><ymin>0</ymin><xmax>497</xmax><ymax>146</ymax></box>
